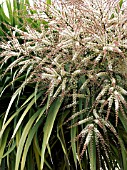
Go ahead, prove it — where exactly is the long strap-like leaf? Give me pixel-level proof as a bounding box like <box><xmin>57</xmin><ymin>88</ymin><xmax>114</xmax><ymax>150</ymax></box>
<box><xmin>40</xmin><ymin>97</ymin><xmax>63</xmax><ymax>170</ymax></box>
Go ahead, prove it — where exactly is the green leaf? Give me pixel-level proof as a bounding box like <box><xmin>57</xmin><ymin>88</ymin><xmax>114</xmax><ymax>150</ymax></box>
<box><xmin>0</xmin><ymin>128</ymin><xmax>10</xmax><ymax>165</ymax></box>
<box><xmin>0</xmin><ymin>4</ymin><xmax>10</xmax><ymax>23</ymax></box>
<box><xmin>15</xmin><ymin>108</ymin><xmax>42</xmax><ymax>170</ymax></box>
<box><xmin>2</xmin><ymin>142</ymin><xmax>16</xmax><ymax>158</ymax></box>
<box><xmin>21</xmin><ymin>115</ymin><xmax>44</xmax><ymax>170</ymax></box>
<box><xmin>57</xmin><ymin>110</ymin><xmax>70</xmax><ymax>169</ymax></box>
<box><xmin>11</xmin><ymin>92</ymin><xmax>43</xmax><ymax>140</ymax></box>
<box><xmin>119</xmin><ymin>0</ymin><xmax>123</xmax><ymax>8</ymax></box>
<box><xmin>0</xmin><ymin>106</ymin><xmax>25</xmax><ymax>139</ymax></box>
<box><xmin>71</xmin><ymin>121</ymin><xmax>77</xmax><ymax>169</ymax></box>
<box><xmin>6</xmin><ymin>0</ymin><xmax>13</xmax><ymax>25</ymax></box>
<box><xmin>1</xmin><ymin>78</ymin><xmax>31</xmax><ymax>127</ymax></box>
<box><xmin>46</xmin><ymin>0</ymin><xmax>51</xmax><ymax>5</ymax></box>
<box><xmin>119</xmin><ymin>111</ymin><xmax>127</xmax><ymax>132</ymax></box>
<box><xmin>88</xmin><ymin>135</ymin><xmax>96</xmax><ymax>170</ymax></box>
<box><xmin>119</xmin><ymin>137</ymin><xmax>127</xmax><ymax>170</ymax></box>
<box><xmin>47</xmin><ymin>144</ymin><xmax>53</xmax><ymax>165</ymax></box>
<box><xmin>40</xmin><ymin>97</ymin><xmax>63</xmax><ymax>170</ymax></box>
<box><xmin>33</xmin><ymin>135</ymin><xmax>41</xmax><ymax>170</ymax></box>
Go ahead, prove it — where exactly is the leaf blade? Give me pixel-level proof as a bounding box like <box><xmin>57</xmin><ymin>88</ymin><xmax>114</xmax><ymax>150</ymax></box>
<box><xmin>40</xmin><ymin>97</ymin><xmax>63</xmax><ymax>170</ymax></box>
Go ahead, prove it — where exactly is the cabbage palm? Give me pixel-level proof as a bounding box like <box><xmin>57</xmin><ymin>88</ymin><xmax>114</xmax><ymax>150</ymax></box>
<box><xmin>0</xmin><ymin>0</ymin><xmax>127</xmax><ymax>170</ymax></box>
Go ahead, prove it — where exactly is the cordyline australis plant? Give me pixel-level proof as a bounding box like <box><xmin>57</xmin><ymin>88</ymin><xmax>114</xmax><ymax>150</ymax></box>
<box><xmin>0</xmin><ymin>0</ymin><xmax>127</xmax><ymax>169</ymax></box>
